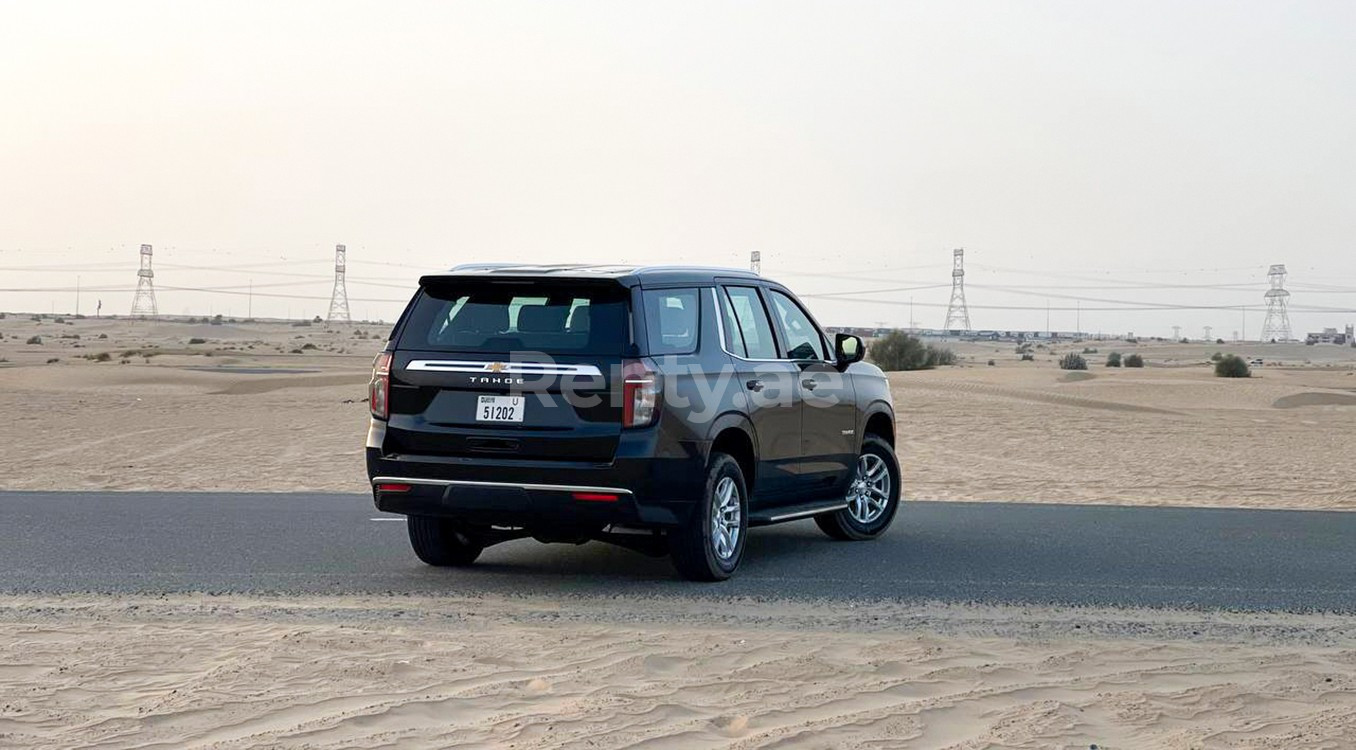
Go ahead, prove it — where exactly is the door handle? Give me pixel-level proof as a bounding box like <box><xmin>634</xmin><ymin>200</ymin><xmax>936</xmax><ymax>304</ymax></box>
<box><xmin>801</xmin><ymin>379</ymin><xmax>818</xmax><ymax>390</ymax></box>
<box><xmin>745</xmin><ymin>379</ymin><xmax>765</xmax><ymax>392</ymax></box>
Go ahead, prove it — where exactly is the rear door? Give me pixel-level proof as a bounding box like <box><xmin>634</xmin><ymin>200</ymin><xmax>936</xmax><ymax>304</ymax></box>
<box><xmin>384</xmin><ymin>278</ymin><xmax>632</xmax><ymax>462</ymax></box>
<box><xmin>718</xmin><ymin>284</ymin><xmax>802</xmax><ymax>500</ymax></box>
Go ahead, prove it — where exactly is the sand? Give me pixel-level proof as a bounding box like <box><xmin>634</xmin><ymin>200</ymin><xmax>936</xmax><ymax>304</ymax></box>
<box><xmin>4</xmin><ymin>316</ymin><xmax>1356</xmax><ymax>748</ymax></box>
<box><xmin>2</xmin><ymin>594</ymin><xmax>1355</xmax><ymax>750</ymax></box>
<box><xmin>3</xmin><ymin>316</ymin><xmax>1354</xmax><ymax>508</ymax></box>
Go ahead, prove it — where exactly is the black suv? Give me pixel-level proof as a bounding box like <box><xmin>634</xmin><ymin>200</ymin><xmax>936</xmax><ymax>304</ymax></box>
<box><xmin>367</xmin><ymin>264</ymin><xmax>899</xmax><ymax>580</ymax></box>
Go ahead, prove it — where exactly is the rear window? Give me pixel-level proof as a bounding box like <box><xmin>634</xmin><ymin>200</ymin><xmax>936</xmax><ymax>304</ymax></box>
<box><xmin>398</xmin><ymin>280</ymin><xmax>630</xmax><ymax>355</ymax></box>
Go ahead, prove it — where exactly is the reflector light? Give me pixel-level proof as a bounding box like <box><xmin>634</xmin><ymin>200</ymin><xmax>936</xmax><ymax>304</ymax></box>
<box><xmin>572</xmin><ymin>492</ymin><xmax>619</xmax><ymax>502</ymax></box>
<box><xmin>376</xmin><ymin>483</ymin><xmax>412</xmax><ymax>493</ymax></box>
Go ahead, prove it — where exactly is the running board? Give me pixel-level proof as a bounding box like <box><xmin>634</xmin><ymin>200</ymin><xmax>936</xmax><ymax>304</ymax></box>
<box><xmin>749</xmin><ymin>500</ymin><xmax>848</xmax><ymax>526</ymax></box>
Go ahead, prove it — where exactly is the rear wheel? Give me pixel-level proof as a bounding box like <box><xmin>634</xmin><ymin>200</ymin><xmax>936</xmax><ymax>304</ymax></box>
<box><xmin>669</xmin><ymin>452</ymin><xmax>748</xmax><ymax>581</ymax></box>
<box><xmin>407</xmin><ymin>516</ymin><xmax>484</xmax><ymax>566</ymax></box>
<box><xmin>816</xmin><ymin>436</ymin><xmax>900</xmax><ymax>541</ymax></box>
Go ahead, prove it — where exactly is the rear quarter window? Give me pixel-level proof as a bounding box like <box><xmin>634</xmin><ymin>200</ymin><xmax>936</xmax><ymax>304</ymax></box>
<box><xmin>642</xmin><ymin>288</ymin><xmax>700</xmax><ymax>355</ymax></box>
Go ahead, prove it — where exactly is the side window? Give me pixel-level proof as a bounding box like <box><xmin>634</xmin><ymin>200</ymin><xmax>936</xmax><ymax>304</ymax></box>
<box><xmin>718</xmin><ymin>288</ymin><xmax>744</xmax><ymax>357</ymax></box>
<box><xmin>723</xmin><ymin>286</ymin><xmax>779</xmax><ymax>359</ymax></box>
<box><xmin>769</xmin><ymin>290</ymin><xmax>828</xmax><ymax>360</ymax></box>
<box><xmin>643</xmin><ymin>288</ymin><xmax>699</xmax><ymax>355</ymax></box>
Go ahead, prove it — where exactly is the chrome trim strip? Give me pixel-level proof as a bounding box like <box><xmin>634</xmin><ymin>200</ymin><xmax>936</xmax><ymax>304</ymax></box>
<box><xmin>765</xmin><ymin>502</ymin><xmax>848</xmax><ymax>523</ymax></box>
<box><xmin>371</xmin><ymin>476</ymin><xmax>634</xmax><ymax>496</ymax></box>
<box><xmin>405</xmin><ymin>360</ymin><xmax>604</xmax><ymax>377</ymax></box>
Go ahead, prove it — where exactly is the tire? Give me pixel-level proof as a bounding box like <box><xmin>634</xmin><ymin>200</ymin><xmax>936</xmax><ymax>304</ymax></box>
<box><xmin>407</xmin><ymin>516</ymin><xmax>484</xmax><ymax>567</ymax></box>
<box><xmin>816</xmin><ymin>436</ymin><xmax>901</xmax><ymax>541</ymax></box>
<box><xmin>669</xmin><ymin>452</ymin><xmax>748</xmax><ymax>581</ymax></box>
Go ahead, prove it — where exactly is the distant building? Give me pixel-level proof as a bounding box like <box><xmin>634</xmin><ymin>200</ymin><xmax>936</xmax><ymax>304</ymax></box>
<box><xmin>1305</xmin><ymin>327</ymin><xmax>1350</xmax><ymax>345</ymax></box>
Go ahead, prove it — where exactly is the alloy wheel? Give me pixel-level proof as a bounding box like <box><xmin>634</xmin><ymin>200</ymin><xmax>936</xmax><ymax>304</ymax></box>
<box><xmin>846</xmin><ymin>453</ymin><xmax>891</xmax><ymax>525</ymax></box>
<box><xmin>710</xmin><ymin>476</ymin><xmax>741</xmax><ymax>561</ymax></box>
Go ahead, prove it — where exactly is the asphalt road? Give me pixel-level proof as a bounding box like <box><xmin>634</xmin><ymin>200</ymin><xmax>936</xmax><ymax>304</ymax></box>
<box><xmin>2</xmin><ymin>491</ymin><xmax>1353</xmax><ymax>612</ymax></box>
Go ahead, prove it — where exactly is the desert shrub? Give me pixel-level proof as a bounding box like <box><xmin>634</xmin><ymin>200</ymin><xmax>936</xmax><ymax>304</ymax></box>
<box><xmin>120</xmin><ymin>359</ymin><xmax>130</xmax><ymax>365</ymax></box>
<box><xmin>26</xmin><ymin>335</ymin><xmax>42</xmax><ymax>345</ymax></box>
<box><xmin>0</xmin><ymin>312</ymin><xmax>5</xmax><ymax>319</ymax></box>
<box><xmin>1058</xmin><ymin>352</ymin><xmax>1087</xmax><ymax>370</ymax></box>
<box><xmin>312</xmin><ymin>315</ymin><xmax>323</xmax><ymax>323</ymax></box>
<box><xmin>61</xmin><ymin>333</ymin><xmax>79</xmax><ymax>339</ymax></box>
<box><xmin>1124</xmin><ymin>353</ymin><xmax>1145</xmax><ymax>368</ymax></box>
<box><xmin>292</xmin><ymin>320</ymin><xmax>312</xmax><ymax>328</ymax></box>
<box><xmin>97</xmin><ymin>333</ymin><xmax>108</xmax><ymax>339</ymax></box>
<box><xmin>1020</xmin><ymin>352</ymin><xmax>1035</xmax><ymax>362</ymax></box>
<box><xmin>987</xmin><ymin>359</ymin><xmax>996</xmax><ymax>366</ymax></box>
<box><xmin>301</xmin><ymin>343</ymin><xmax>317</xmax><ymax>350</ymax></box>
<box><xmin>1216</xmin><ymin>338</ymin><xmax>1225</xmax><ymax>345</ymax></box>
<box><xmin>868</xmin><ymin>331</ymin><xmax>956</xmax><ymax>371</ymax></box>
<box><xmin>1210</xmin><ymin>351</ymin><xmax>1223</xmax><ymax>362</ymax></box>
<box><xmin>30</xmin><ymin>315</ymin><xmax>42</xmax><ymax>322</ymax></box>
<box><xmin>289</xmin><ymin>348</ymin><xmax>304</xmax><ymax>354</ymax></box>
<box><xmin>1082</xmin><ymin>347</ymin><xmax>1098</xmax><ymax>354</ymax></box>
<box><xmin>46</xmin><ymin>358</ymin><xmax>59</xmax><ymax>364</ymax></box>
<box><xmin>211</xmin><ymin>314</ymin><xmax>224</xmax><ymax>325</ymax></box>
<box><xmin>92</xmin><ymin>352</ymin><xmax>111</xmax><ymax>362</ymax></box>
<box><xmin>1106</xmin><ymin>352</ymin><xmax>1122</xmax><ymax>367</ymax></box>
<box><xmin>188</xmin><ymin>337</ymin><xmax>207</xmax><ymax>345</ymax></box>
<box><xmin>53</xmin><ymin>317</ymin><xmax>65</xmax><ymax>324</ymax></box>
<box><xmin>1215</xmin><ymin>354</ymin><xmax>1251</xmax><ymax>378</ymax></box>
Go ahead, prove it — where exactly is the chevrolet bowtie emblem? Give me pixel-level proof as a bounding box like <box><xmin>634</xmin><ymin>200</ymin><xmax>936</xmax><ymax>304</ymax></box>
<box><xmin>485</xmin><ymin>362</ymin><xmax>506</xmax><ymax>373</ymax></box>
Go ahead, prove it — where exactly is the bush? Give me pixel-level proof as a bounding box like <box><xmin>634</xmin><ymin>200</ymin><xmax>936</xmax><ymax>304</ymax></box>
<box><xmin>1124</xmin><ymin>353</ymin><xmax>1145</xmax><ymax>368</ymax></box>
<box><xmin>301</xmin><ymin>343</ymin><xmax>318</xmax><ymax>350</ymax></box>
<box><xmin>46</xmin><ymin>358</ymin><xmax>59</xmax><ymax>364</ymax></box>
<box><xmin>1215</xmin><ymin>354</ymin><xmax>1251</xmax><ymax>378</ymax></box>
<box><xmin>97</xmin><ymin>333</ymin><xmax>108</xmax><ymax>339</ymax></box>
<box><xmin>1082</xmin><ymin>347</ymin><xmax>1099</xmax><ymax>354</ymax></box>
<box><xmin>25</xmin><ymin>335</ymin><xmax>42</xmax><ymax>345</ymax></box>
<box><xmin>1059</xmin><ymin>352</ymin><xmax>1088</xmax><ymax>370</ymax></box>
<box><xmin>1210</xmin><ymin>351</ymin><xmax>1223</xmax><ymax>362</ymax></box>
<box><xmin>91</xmin><ymin>352</ymin><xmax>112</xmax><ymax>362</ymax></box>
<box><xmin>868</xmin><ymin>331</ymin><xmax>956</xmax><ymax>371</ymax></box>
<box><xmin>211</xmin><ymin>314</ymin><xmax>224</xmax><ymax>325</ymax></box>
<box><xmin>1020</xmin><ymin>352</ymin><xmax>1035</xmax><ymax>361</ymax></box>
<box><xmin>1106</xmin><ymin>352</ymin><xmax>1122</xmax><ymax>367</ymax></box>
<box><xmin>987</xmin><ymin>359</ymin><xmax>996</xmax><ymax>366</ymax></box>
<box><xmin>188</xmin><ymin>337</ymin><xmax>207</xmax><ymax>345</ymax></box>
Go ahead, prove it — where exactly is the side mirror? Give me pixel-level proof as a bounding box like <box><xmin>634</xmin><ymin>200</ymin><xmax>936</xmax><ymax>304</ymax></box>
<box><xmin>834</xmin><ymin>333</ymin><xmax>865</xmax><ymax>368</ymax></box>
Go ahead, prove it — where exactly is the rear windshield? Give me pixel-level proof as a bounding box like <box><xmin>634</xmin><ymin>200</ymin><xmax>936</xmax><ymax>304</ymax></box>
<box><xmin>398</xmin><ymin>280</ymin><xmax>630</xmax><ymax>355</ymax></box>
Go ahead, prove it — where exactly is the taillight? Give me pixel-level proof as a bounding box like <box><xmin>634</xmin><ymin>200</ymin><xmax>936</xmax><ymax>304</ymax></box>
<box><xmin>621</xmin><ymin>358</ymin><xmax>660</xmax><ymax>428</ymax></box>
<box><xmin>370</xmin><ymin>352</ymin><xmax>392</xmax><ymax>419</ymax></box>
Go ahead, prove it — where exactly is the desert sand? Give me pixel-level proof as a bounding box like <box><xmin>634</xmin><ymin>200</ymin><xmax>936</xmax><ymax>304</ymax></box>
<box><xmin>2</xmin><ymin>315</ymin><xmax>1353</xmax><ymax>508</ymax></box>
<box><xmin>3</xmin><ymin>315</ymin><xmax>1356</xmax><ymax>748</ymax></box>
<box><xmin>3</xmin><ymin>594</ymin><xmax>1355</xmax><ymax>749</ymax></box>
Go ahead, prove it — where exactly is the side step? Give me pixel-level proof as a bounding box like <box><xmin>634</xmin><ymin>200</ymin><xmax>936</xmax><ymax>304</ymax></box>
<box><xmin>749</xmin><ymin>500</ymin><xmax>847</xmax><ymax>527</ymax></box>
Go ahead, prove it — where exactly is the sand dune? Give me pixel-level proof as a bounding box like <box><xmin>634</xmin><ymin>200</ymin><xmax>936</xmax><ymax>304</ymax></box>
<box><xmin>2</xmin><ymin>317</ymin><xmax>1354</xmax><ymax>507</ymax></box>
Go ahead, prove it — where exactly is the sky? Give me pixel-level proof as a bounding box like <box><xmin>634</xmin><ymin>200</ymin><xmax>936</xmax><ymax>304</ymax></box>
<box><xmin>1</xmin><ymin>0</ymin><xmax>1354</xmax><ymax>336</ymax></box>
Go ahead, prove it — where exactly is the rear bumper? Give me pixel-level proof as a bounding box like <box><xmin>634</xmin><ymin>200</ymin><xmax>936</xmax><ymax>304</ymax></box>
<box><xmin>365</xmin><ymin>421</ymin><xmax>708</xmax><ymax>528</ymax></box>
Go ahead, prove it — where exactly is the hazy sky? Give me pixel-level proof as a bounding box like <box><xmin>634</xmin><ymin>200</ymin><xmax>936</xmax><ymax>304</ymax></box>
<box><xmin>2</xmin><ymin>0</ymin><xmax>1354</xmax><ymax>335</ymax></box>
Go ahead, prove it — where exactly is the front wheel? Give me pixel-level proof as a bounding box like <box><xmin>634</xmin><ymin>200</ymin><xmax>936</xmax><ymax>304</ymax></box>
<box><xmin>816</xmin><ymin>436</ymin><xmax>901</xmax><ymax>541</ymax></box>
<box><xmin>669</xmin><ymin>452</ymin><xmax>748</xmax><ymax>581</ymax></box>
<box><xmin>407</xmin><ymin>516</ymin><xmax>484</xmax><ymax>566</ymax></box>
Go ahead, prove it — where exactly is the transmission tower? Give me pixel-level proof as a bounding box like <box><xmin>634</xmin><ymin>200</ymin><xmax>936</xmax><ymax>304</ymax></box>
<box><xmin>130</xmin><ymin>244</ymin><xmax>158</xmax><ymax>317</ymax></box>
<box><xmin>1172</xmin><ymin>325</ymin><xmax>1181</xmax><ymax>341</ymax></box>
<box><xmin>943</xmin><ymin>248</ymin><xmax>971</xmax><ymax>331</ymax></box>
<box><xmin>749</xmin><ymin>250</ymin><xmax>761</xmax><ymax>274</ymax></box>
<box><xmin>1260</xmin><ymin>264</ymin><xmax>1292</xmax><ymax>342</ymax></box>
<box><xmin>326</xmin><ymin>244</ymin><xmax>351</xmax><ymax>323</ymax></box>
<box><xmin>1203</xmin><ymin>325</ymin><xmax>1213</xmax><ymax>341</ymax></box>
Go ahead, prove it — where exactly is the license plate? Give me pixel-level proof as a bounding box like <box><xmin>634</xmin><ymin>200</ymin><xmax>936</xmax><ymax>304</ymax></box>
<box><xmin>476</xmin><ymin>395</ymin><xmax>524</xmax><ymax>423</ymax></box>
